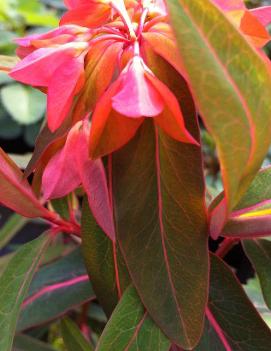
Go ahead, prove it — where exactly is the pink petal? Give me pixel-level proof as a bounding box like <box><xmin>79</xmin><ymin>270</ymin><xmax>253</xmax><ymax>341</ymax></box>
<box><xmin>10</xmin><ymin>45</ymin><xmax>79</xmax><ymax>86</ymax></box>
<box><xmin>112</xmin><ymin>56</ymin><xmax>164</xmax><ymax>118</ymax></box>
<box><xmin>250</xmin><ymin>6</ymin><xmax>271</xmax><ymax>26</ymax></box>
<box><xmin>60</xmin><ymin>4</ymin><xmax>110</xmax><ymax>28</ymax></box>
<box><xmin>47</xmin><ymin>55</ymin><xmax>85</xmax><ymax>132</ymax></box>
<box><xmin>80</xmin><ymin>159</ymin><xmax>116</xmax><ymax>241</ymax></box>
<box><xmin>15</xmin><ymin>25</ymin><xmax>87</xmax><ymax>51</ymax></box>
<box><xmin>146</xmin><ymin>73</ymin><xmax>198</xmax><ymax>145</ymax></box>
<box><xmin>42</xmin><ymin>123</ymin><xmax>83</xmax><ymax>199</ymax></box>
<box><xmin>211</xmin><ymin>0</ymin><xmax>245</xmax><ymax>11</ymax></box>
<box><xmin>64</xmin><ymin>0</ymin><xmax>90</xmax><ymax>9</ymax></box>
<box><xmin>89</xmin><ymin>79</ymin><xmax>144</xmax><ymax>158</ymax></box>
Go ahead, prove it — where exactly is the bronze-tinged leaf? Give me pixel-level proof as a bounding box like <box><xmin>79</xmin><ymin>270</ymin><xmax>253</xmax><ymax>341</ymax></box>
<box><xmin>166</xmin><ymin>0</ymin><xmax>271</xmax><ymax>235</ymax></box>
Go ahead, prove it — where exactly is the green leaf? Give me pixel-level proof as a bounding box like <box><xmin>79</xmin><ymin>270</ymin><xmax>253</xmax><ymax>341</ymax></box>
<box><xmin>13</xmin><ymin>334</ymin><xmax>57</xmax><ymax>351</ymax></box>
<box><xmin>111</xmin><ymin>61</ymin><xmax>208</xmax><ymax>347</ymax></box>
<box><xmin>96</xmin><ymin>286</ymin><xmax>170</xmax><ymax>351</ymax></box>
<box><xmin>204</xmin><ymin>254</ymin><xmax>271</xmax><ymax>350</ymax></box>
<box><xmin>234</xmin><ymin>167</ymin><xmax>271</xmax><ymax>211</ymax></box>
<box><xmin>17</xmin><ymin>248</ymin><xmax>95</xmax><ymax>331</ymax></box>
<box><xmin>0</xmin><ymin>213</ymin><xmax>28</xmax><ymax>250</ymax></box>
<box><xmin>244</xmin><ymin>278</ymin><xmax>271</xmax><ymax>328</ymax></box>
<box><xmin>243</xmin><ymin>239</ymin><xmax>271</xmax><ymax>309</ymax></box>
<box><xmin>82</xmin><ymin>198</ymin><xmax>130</xmax><ymax>317</ymax></box>
<box><xmin>61</xmin><ymin>317</ymin><xmax>94</xmax><ymax>351</ymax></box>
<box><xmin>0</xmin><ymin>233</ymin><xmax>50</xmax><ymax>351</ymax></box>
<box><xmin>166</xmin><ymin>0</ymin><xmax>271</xmax><ymax>218</ymax></box>
<box><xmin>1</xmin><ymin>84</ymin><xmax>45</xmax><ymax>125</ymax></box>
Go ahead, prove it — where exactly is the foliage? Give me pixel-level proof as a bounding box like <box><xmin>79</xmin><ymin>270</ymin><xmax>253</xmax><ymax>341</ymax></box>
<box><xmin>0</xmin><ymin>0</ymin><xmax>271</xmax><ymax>350</ymax></box>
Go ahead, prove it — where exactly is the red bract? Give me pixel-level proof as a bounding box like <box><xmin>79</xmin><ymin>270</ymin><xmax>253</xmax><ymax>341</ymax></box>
<box><xmin>10</xmin><ymin>25</ymin><xmax>90</xmax><ymax>131</ymax></box>
<box><xmin>213</xmin><ymin>0</ymin><xmax>271</xmax><ymax>47</ymax></box>
<box><xmin>42</xmin><ymin>121</ymin><xmax>115</xmax><ymax>240</ymax></box>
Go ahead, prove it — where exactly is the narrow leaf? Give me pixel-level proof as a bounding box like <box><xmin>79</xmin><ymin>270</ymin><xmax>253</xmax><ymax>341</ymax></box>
<box><xmin>18</xmin><ymin>248</ymin><xmax>94</xmax><ymax>330</ymax></box>
<box><xmin>0</xmin><ymin>233</ymin><xmax>50</xmax><ymax>351</ymax></box>
<box><xmin>61</xmin><ymin>317</ymin><xmax>94</xmax><ymax>351</ymax></box>
<box><xmin>112</xmin><ymin>118</ymin><xmax>208</xmax><ymax>348</ymax></box>
<box><xmin>96</xmin><ymin>286</ymin><xmax>170</xmax><ymax>351</ymax></box>
<box><xmin>243</xmin><ymin>239</ymin><xmax>271</xmax><ymax>309</ymax></box>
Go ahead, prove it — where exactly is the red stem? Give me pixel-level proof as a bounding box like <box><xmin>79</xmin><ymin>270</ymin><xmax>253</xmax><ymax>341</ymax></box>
<box><xmin>216</xmin><ymin>238</ymin><xmax>238</xmax><ymax>258</ymax></box>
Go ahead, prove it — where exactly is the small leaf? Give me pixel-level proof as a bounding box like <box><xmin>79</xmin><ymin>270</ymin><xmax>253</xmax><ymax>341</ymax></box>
<box><xmin>96</xmin><ymin>286</ymin><xmax>170</xmax><ymax>351</ymax></box>
<box><xmin>1</xmin><ymin>84</ymin><xmax>45</xmax><ymax>125</ymax></box>
<box><xmin>243</xmin><ymin>239</ymin><xmax>271</xmax><ymax>309</ymax></box>
<box><xmin>0</xmin><ymin>233</ymin><xmax>51</xmax><ymax>351</ymax></box>
<box><xmin>18</xmin><ymin>248</ymin><xmax>95</xmax><ymax>331</ymax></box>
<box><xmin>61</xmin><ymin>317</ymin><xmax>94</xmax><ymax>351</ymax></box>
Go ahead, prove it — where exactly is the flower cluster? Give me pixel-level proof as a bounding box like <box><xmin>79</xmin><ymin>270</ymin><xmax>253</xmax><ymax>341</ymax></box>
<box><xmin>9</xmin><ymin>0</ymin><xmax>271</xmax><ymax>229</ymax></box>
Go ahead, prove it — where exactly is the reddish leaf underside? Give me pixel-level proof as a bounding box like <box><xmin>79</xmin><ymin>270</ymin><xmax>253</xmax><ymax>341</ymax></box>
<box><xmin>0</xmin><ymin>148</ymin><xmax>48</xmax><ymax>218</ymax></box>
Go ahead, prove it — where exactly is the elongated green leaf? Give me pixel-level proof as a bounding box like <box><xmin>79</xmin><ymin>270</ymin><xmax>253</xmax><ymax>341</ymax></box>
<box><xmin>96</xmin><ymin>286</ymin><xmax>170</xmax><ymax>351</ymax></box>
<box><xmin>112</xmin><ymin>118</ymin><xmax>208</xmax><ymax>348</ymax></box>
<box><xmin>0</xmin><ymin>213</ymin><xmax>28</xmax><ymax>250</ymax></box>
<box><xmin>13</xmin><ymin>334</ymin><xmax>57</xmax><ymax>351</ymax></box>
<box><xmin>243</xmin><ymin>239</ymin><xmax>271</xmax><ymax>309</ymax></box>
<box><xmin>61</xmin><ymin>317</ymin><xmax>93</xmax><ymax>351</ymax></box>
<box><xmin>18</xmin><ymin>248</ymin><xmax>94</xmax><ymax>330</ymax></box>
<box><xmin>166</xmin><ymin>0</ymin><xmax>271</xmax><ymax>229</ymax></box>
<box><xmin>0</xmin><ymin>233</ymin><xmax>50</xmax><ymax>351</ymax></box>
<box><xmin>111</xmin><ymin>51</ymin><xmax>208</xmax><ymax>348</ymax></box>
<box><xmin>82</xmin><ymin>198</ymin><xmax>130</xmax><ymax>317</ymax></box>
<box><xmin>205</xmin><ymin>254</ymin><xmax>271</xmax><ymax>350</ymax></box>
